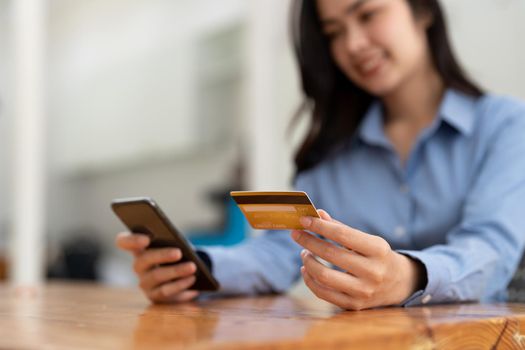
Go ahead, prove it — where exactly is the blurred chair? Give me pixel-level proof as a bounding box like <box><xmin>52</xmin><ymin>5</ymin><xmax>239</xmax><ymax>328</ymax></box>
<box><xmin>47</xmin><ymin>230</ymin><xmax>102</xmax><ymax>281</ymax></box>
<box><xmin>189</xmin><ymin>192</ymin><xmax>248</xmax><ymax>247</ymax></box>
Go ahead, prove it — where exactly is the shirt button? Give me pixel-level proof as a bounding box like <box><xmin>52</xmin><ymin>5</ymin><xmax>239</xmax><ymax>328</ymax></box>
<box><xmin>400</xmin><ymin>184</ymin><xmax>409</xmax><ymax>194</ymax></box>
<box><xmin>394</xmin><ymin>226</ymin><xmax>406</xmax><ymax>237</ymax></box>
<box><xmin>422</xmin><ymin>294</ymin><xmax>432</xmax><ymax>304</ymax></box>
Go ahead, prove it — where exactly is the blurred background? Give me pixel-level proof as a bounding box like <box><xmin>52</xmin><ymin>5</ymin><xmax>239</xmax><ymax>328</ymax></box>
<box><xmin>0</xmin><ymin>0</ymin><xmax>524</xmax><ymax>287</ymax></box>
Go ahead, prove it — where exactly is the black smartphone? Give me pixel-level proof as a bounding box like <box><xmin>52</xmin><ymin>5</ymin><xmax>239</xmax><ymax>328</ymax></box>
<box><xmin>111</xmin><ymin>197</ymin><xmax>220</xmax><ymax>291</ymax></box>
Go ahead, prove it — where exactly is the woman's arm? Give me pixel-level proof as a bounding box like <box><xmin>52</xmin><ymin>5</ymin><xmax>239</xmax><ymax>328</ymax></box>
<box><xmin>200</xmin><ymin>231</ymin><xmax>303</xmax><ymax>295</ymax></box>
<box><xmin>398</xmin><ymin>104</ymin><xmax>525</xmax><ymax>305</ymax></box>
<box><xmin>293</xmin><ymin>101</ymin><xmax>525</xmax><ymax>309</ymax></box>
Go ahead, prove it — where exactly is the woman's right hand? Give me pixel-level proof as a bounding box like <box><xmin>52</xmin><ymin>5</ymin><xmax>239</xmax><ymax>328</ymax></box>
<box><xmin>115</xmin><ymin>232</ymin><xmax>200</xmax><ymax>303</ymax></box>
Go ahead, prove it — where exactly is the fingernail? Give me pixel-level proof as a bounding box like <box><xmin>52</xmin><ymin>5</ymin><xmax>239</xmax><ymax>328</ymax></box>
<box><xmin>300</xmin><ymin>266</ymin><xmax>305</xmax><ymax>274</ymax></box>
<box><xmin>319</xmin><ymin>209</ymin><xmax>331</xmax><ymax>220</ymax></box>
<box><xmin>300</xmin><ymin>216</ymin><xmax>312</xmax><ymax>228</ymax></box>
<box><xmin>301</xmin><ymin>249</ymin><xmax>307</xmax><ymax>258</ymax></box>
<box><xmin>291</xmin><ymin>230</ymin><xmax>300</xmax><ymax>241</ymax></box>
<box><xmin>171</xmin><ymin>249</ymin><xmax>181</xmax><ymax>258</ymax></box>
<box><xmin>189</xmin><ymin>262</ymin><xmax>197</xmax><ymax>272</ymax></box>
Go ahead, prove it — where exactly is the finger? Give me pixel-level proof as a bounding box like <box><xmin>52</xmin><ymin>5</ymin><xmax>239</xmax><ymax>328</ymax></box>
<box><xmin>148</xmin><ymin>289</ymin><xmax>200</xmax><ymax>304</ymax></box>
<box><xmin>299</xmin><ymin>216</ymin><xmax>390</xmax><ymax>257</ymax></box>
<box><xmin>301</xmin><ymin>267</ymin><xmax>365</xmax><ymax>310</ymax></box>
<box><xmin>134</xmin><ymin>248</ymin><xmax>182</xmax><ymax>274</ymax></box>
<box><xmin>140</xmin><ymin>262</ymin><xmax>197</xmax><ymax>291</ymax></box>
<box><xmin>115</xmin><ymin>232</ymin><xmax>150</xmax><ymax>255</ymax></box>
<box><xmin>317</xmin><ymin>209</ymin><xmax>332</xmax><ymax>221</ymax></box>
<box><xmin>293</xmin><ymin>231</ymin><xmax>370</xmax><ymax>276</ymax></box>
<box><xmin>172</xmin><ymin>290</ymin><xmax>200</xmax><ymax>303</ymax></box>
<box><xmin>317</xmin><ymin>209</ymin><xmax>344</xmax><ymax>225</ymax></box>
<box><xmin>302</xmin><ymin>251</ymin><xmax>371</xmax><ymax>299</ymax></box>
<box><xmin>148</xmin><ymin>275</ymin><xmax>197</xmax><ymax>303</ymax></box>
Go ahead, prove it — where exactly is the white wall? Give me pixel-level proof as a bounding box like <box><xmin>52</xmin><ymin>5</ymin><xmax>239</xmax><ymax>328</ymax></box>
<box><xmin>0</xmin><ymin>0</ymin><xmax>10</xmax><ymax>254</ymax></box>
<box><xmin>48</xmin><ymin>0</ymin><xmax>246</xmax><ymax>173</ymax></box>
<box><xmin>46</xmin><ymin>0</ymin><xmax>246</xmax><ymax>231</ymax></box>
<box><xmin>442</xmin><ymin>0</ymin><xmax>525</xmax><ymax>98</ymax></box>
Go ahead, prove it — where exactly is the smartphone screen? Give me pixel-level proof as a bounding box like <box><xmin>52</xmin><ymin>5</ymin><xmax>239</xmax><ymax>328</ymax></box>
<box><xmin>111</xmin><ymin>197</ymin><xmax>220</xmax><ymax>291</ymax></box>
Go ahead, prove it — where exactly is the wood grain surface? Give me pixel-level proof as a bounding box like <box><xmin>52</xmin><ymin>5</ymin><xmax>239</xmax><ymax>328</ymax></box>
<box><xmin>0</xmin><ymin>282</ymin><xmax>524</xmax><ymax>349</ymax></box>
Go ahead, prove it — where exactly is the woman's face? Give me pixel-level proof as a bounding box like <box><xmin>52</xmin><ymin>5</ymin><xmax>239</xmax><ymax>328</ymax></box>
<box><xmin>316</xmin><ymin>0</ymin><xmax>432</xmax><ymax>97</ymax></box>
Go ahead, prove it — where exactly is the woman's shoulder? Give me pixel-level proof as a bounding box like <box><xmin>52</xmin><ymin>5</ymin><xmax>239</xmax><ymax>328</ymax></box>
<box><xmin>463</xmin><ymin>92</ymin><xmax>525</xmax><ymax>144</ymax></box>
<box><xmin>475</xmin><ymin>92</ymin><xmax>525</xmax><ymax>126</ymax></box>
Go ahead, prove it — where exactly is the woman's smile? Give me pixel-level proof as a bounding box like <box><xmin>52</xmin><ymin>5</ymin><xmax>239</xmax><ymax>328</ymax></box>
<box><xmin>354</xmin><ymin>52</ymin><xmax>387</xmax><ymax>78</ymax></box>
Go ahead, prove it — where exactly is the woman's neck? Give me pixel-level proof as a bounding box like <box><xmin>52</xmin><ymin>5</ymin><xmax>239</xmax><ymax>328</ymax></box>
<box><xmin>382</xmin><ymin>64</ymin><xmax>445</xmax><ymax>128</ymax></box>
<box><xmin>380</xmin><ymin>62</ymin><xmax>446</xmax><ymax>165</ymax></box>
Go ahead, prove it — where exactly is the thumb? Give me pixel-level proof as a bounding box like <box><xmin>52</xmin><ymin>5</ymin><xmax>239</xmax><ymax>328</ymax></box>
<box><xmin>317</xmin><ymin>209</ymin><xmax>344</xmax><ymax>225</ymax></box>
<box><xmin>317</xmin><ymin>209</ymin><xmax>332</xmax><ymax>221</ymax></box>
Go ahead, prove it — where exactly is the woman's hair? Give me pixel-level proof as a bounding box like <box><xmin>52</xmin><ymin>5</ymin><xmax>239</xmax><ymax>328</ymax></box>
<box><xmin>291</xmin><ymin>0</ymin><xmax>483</xmax><ymax>175</ymax></box>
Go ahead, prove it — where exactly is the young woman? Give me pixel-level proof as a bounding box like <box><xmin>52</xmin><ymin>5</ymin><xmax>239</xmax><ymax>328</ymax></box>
<box><xmin>116</xmin><ymin>0</ymin><xmax>525</xmax><ymax>309</ymax></box>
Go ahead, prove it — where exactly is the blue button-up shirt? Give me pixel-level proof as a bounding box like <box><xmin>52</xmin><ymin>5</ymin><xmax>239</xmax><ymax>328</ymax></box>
<box><xmin>203</xmin><ymin>89</ymin><xmax>525</xmax><ymax>306</ymax></box>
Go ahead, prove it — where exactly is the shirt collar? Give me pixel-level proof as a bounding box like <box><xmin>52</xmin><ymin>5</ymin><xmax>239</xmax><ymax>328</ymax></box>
<box><xmin>357</xmin><ymin>102</ymin><xmax>389</xmax><ymax>148</ymax></box>
<box><xmin>438</xmin><ymin>89</ymin><xmax>477</xmax><ymax>136</ymax></box>
<box><xmin>357</xmin><ymin>88</ymin><xmax>478</xmax><ymax>146</ymax></box>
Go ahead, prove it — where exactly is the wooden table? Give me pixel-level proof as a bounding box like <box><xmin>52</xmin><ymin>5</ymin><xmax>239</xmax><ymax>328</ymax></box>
<box><xmin>1</xmin><ymin>283</ymin><xmax>525</xmax><ymax>349</ymax></box>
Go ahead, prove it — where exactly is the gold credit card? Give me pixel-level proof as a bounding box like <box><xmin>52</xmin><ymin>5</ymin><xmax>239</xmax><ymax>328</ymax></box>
<box><xmin>230</xmin><ymin>191</ymin><xmax>320</xmax><ymax>230</ymax></box>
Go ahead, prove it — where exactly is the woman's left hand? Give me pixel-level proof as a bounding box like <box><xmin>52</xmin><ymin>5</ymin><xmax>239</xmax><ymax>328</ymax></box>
<box><xmin>291</xmin><ymin>210</ymin><xmax>424</xmax><ymax>310</ymax></box>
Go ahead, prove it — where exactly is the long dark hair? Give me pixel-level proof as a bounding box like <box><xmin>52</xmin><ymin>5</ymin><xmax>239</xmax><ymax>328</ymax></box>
<box><xmin>291</xmin><ymin>0</ymin><xmax>483</xmax><ymax>175</ymax></box>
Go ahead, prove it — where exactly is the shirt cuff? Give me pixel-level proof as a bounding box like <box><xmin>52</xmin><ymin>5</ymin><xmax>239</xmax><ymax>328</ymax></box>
<box><xmin>195</xmin><ymin>250</ymin><xmax>213</xmax><ymax>273</ymax></box>
<box><xmin>396</xmin><ymin>249</ymin><xmax>451</xmax><ymax>307</ymax></box>
<box><xmin>195</xmin><ymin>245</ymin><xmax>248</xmax><ymax>295</ymax></box>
